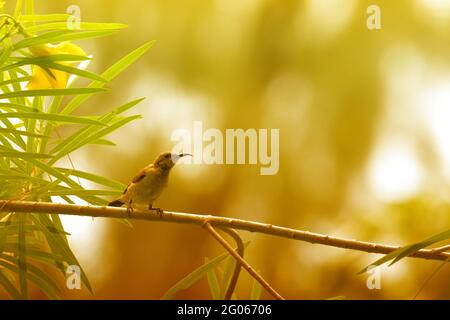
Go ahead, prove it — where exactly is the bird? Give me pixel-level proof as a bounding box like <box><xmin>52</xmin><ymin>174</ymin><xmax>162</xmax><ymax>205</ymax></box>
<box><xmin>108</xmin><ymin>152</ymin><xmax>191</xmax><ymax>215</ymax></box>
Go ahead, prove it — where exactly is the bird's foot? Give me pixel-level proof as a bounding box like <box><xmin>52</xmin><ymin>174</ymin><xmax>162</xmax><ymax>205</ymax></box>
<box><xmin>126</xmin><ymin>206</ymin><xmax>134</xmax><ymax>218</ymax></box>
<box><xmin>149</xmin><ymin>204</ymin><xmax>164</xmax><ymax>219</ymax></box>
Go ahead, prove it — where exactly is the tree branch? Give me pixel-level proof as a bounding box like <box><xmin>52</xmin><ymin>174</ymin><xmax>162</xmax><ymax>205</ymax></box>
<box><xmin>215</xmin><ymin>227</ymin><xmax>244</xmax><ymax>300</ymax></box>
<box><xmin>1</xmin><ymin>200</ymin><xmax>449</xmax><ymax>263</ymax></box>
<box><xmin>204</xmin><ymin>223</ymin><xmax>284</xmax><ymax>300</ymax></box>
<box><xmin>430</xmin><ymin>244</ymin><xmax>450</xmax><ymax>254</ymax></box>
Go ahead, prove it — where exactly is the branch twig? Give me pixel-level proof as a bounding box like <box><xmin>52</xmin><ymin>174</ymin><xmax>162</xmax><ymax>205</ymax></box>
<box><xmin>430</xmin><ymin>244</ymin><xmax>450</xmax><ymax>254</ymax></box>
<box><xmin>204</xmin><ymin>223</ymin><xmax>284</xmax><ymax>300</ymax></box>
<box><xmin>216</xmin><ymin>227</ymin><xmax>244</xmax><ymax>300</ymax></box>
<box><xmin>1</xmin><ymin>201</ymin><xmax>449</xmax><ymax>262</ymax></box>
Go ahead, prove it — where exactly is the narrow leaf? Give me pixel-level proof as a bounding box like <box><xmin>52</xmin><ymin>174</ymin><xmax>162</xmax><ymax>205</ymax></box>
<box><xmin>162</xmin><ymin>252</ymin><xmax>229</xmax><ymax>300</ymax></box>
<box><xmin>250</xmin><ymin>277</ymin><xmax>262</xmax><ymax>300</ymax></box>
<box><xmin>62</xmin><ymin>41</ymin><xmax>154</xmax><ymax>114</ymax></box>
<box><xmin>26</xmin><ymin>22</ymin><xmax>127</xmax><ymax>33</ymax></box>
<box><xmin>0</xmin><ymin>151</ymin><xmax>53</xmax><ymax>159</ymax></box>
<box><xmin>0</xmin><ymin>87</ymin><xmax>106</xmax><ymax>99</ymax></box>
<box><xmin>205</xmin><ymin>257</ymin><xmax>221</xmax><ymax>300</ymax></box>
<box><xmin>0</xmin><ymin>270</ymin><xmax>21</xmax><ymax>299</ymax></box>
<box><xmin>0</xmin><ymin>112</ymin><xmax>107</xmax><ymax>125</ymax></box>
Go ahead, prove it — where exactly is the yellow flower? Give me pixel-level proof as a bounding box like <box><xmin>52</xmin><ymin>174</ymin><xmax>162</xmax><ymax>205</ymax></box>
<box><xmin>27</xmin><ymin>42</ymin><xmax>87</xmax><ymax>90</ymax></box>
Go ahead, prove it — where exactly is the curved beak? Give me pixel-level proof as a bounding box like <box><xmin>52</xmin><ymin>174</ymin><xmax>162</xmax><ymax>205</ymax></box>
<box><xmin>178</xmin><ymin>153</ymin><xmax>192</xmax><ymax>158</ymax></box>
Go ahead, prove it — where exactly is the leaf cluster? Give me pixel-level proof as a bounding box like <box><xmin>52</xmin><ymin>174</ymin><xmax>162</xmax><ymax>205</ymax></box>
<box><xmin>0</xmin><ymin>0</ymin><xmax>152</xmax><ymax>299</ymax></box>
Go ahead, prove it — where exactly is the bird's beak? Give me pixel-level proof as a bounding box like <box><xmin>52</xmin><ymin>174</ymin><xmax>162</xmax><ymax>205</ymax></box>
<box><xmin>178</xmin><ymin>153</ymin><xmax>192</xmax><ymax>158</ymax></box>
<box><xmin>171</xmin><ymin>153</ymin><xmax>192</xmax><ymax>163</ymax></box>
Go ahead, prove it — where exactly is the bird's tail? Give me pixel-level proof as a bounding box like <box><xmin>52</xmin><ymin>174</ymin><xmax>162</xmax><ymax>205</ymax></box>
<box><xmin>108</xmin><ymin>199</ymin><xmax>125</xmax><ymax>207</ymax></box>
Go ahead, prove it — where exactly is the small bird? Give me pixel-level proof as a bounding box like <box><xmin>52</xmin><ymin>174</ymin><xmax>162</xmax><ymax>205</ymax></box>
<box><xmin>108</xmin><ymin>152</ymin><xmax>191</xmax><ymax>214</ymax></box>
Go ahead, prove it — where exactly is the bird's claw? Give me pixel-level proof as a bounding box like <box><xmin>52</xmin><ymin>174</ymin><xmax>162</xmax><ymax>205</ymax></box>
<box><xmin>126</xmin><ymin>206</ymin><xmax>134</xmax><ymax>218</ymax></box>
<box><xmin>149</xmin><ymin>205</ymin><xmax>164</xmax><ymax>219</ymax></box>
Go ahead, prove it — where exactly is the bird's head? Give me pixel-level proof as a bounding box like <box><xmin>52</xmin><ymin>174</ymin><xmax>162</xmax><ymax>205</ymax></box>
<box><xmin>153</xmin><ymin>152</ymin><xmax>191</xmax><ymax>171</ymax></box>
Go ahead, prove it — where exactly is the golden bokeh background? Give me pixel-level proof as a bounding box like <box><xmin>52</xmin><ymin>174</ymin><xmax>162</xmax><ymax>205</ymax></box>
<box><xmin>3</xmin><ymin>0</ymin><xmax>450</xmax><ymax>299</ymax></box>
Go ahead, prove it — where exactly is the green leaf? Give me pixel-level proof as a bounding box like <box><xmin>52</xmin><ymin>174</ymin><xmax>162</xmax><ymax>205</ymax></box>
<box><xmin>220</xmin><ymin>241</ymin><xmax>250</xmax><ymax>299</ymax></box>
<box><xmin>221</xmin><ymin>256</ymin><xmax>237</xmax><ymax>299</ymax></box>
<box><xmin>0</xmin><ymin>151</ymin><xmax>53</xmax><ymax>159</ymax></box>
<box><xmin>39</xmin><ymin>96</ymin><xmax>63</xmax><ymax>153</ymax></box>
<box><xmin>17</xmin><ymin>213</ymin><xmax>28</xmax><ymax>299</ymax></box>
<box><xmin>0</xmin><ymin>215</ymin><xmax>13</xmax><ymax>254</ymax></box>
<box><xmin>26</xmin><ymin>22</ymin><xmax>127</xmax><ymax>33</ymax></box>
<box><xmin>30</xmin><ymin>214</ymin><xmax>93</xmax><ymax>294</ymax></box>
<box><xmin>13</xmin><ymin>54</ymin><xmax>90</xmax><ymax>62</ymax></box>
<box><xmin>0</xmin><ymin>54</ymin><xmax>90</xmax><ymax>72</ymax></box>
<box><xmin>22</xmin><ymin>159</ymin><xmax>107</xmax><ymax>205</ymax></box>
<box><xmin>0</xmin><ymin>258</ymin><xmax>60</xmax><ymax>300</ymax></box>
<box><xmin>44</xmin><ymin>62</ymin><xmax>107</xmax><ymax>83</ymax></box>
<box><xmin>0</xmin><ymin>102</ymin><xmax>34</xmax><ymax>112</ymax></box>
<box><xmin>359</xmin><ymin>229</ymin><xmax>450</xmax><ymax>274</ymax></box>
<box><xmin>0</xmin><ymin>112</ymin><xmax>107</xmax><ymax>126</ymax></box>
<box><xmin>0</xmin><ymin>87</ymin><xmax>106</xmax><ymax>99</ymax></box>
<box><xmin>24</xmin><ymin>249</ymin><xmax>66</xmax><ymax>265</ymax></box>
<box><xmin>0</xmin><ymin>269</ymin><xmax>21</xmax><ymax>299</ymax></box>
<box><xmin>113</xmin><ymin>97</ymin><xmax>146</xmax><ymax>114</ymax></box>
<box><xmin>389</xmin><ymin>230</ymin><xmax>450</xmax><ymax>265</ymax></box>
<box><xmin>13</xmin><ymin>30</ymin><xmax>117</xmax><ymax>50</ymax></box>
<box><xmin>6</xmin><ymin>69</ymin><xmax>27</xmax><ymax>107</ymax></box>
<box><xmin>161</xmin><ymin>252</ymin><xmax>230</xmax><ymax>300</ymax></box>
<box><xmin>0</xmin><ymin>173</ymin><xmax>53</xmax><ymax>186</ymax></box>
<box><xmin>55</xmin><ymin>167</ymin><xmax>125</xmax><ymax>190</ymax></box>
<box><xmin>90</xmin><ymin>139</ymin><xmax>116</xmax><ymax>146</ymax></box>
<box><xmin>62</xmin><ymin>41</ymin><xmax>154</xmax><ymax>114</ymax></box>
<box><xmin>50</xmin><ymin>214</ymin><xmax>68</xmax><ymax>244</ymax></box>
<box><xmin>14</xmin><ymin>0</ymin><xmax>23</xmax><ymax>17</ymax></box>
<box><xmin>51</xmin><ymin>115</ymin><xmax>141</xmax><ymax>162</ymax></box>
<box><xmin>20</xmin><ymin>14</ymin><xmax>71</xmax><ymax>23</ymax></box>
<box><xmin>45</xmin><ymin>189</ymin><xmax>121</xmax><ymax>197</ymax></box>
<box><xmin>0</xmin><ymin>127</ymin><xmax>47</xmax><ymax>138</ymax></box>
<box><xmin>0</xmin><ymin>115</ymin><xmax>26</xmax><ymax>149</ymax></box>
<box><xmin>25</xmin><ymin>0</ymin><xmax>34</xmax><ymax>15</ymax></box>
<box><xmin>0</xmin><ymin>76</ymin><xmax>32</xmax><ymax>86</ymax></box>
<box><xmin>205</xmin><ymin>257</ymin><xmax>221</xmax><ymax>300</ymax></box>
<box><xmin>50</xmin><ymin>98</ymin><xmax>144</xmax><ymax>156</ymax></box>
<box><xmin>0</xmin><ymin>6</ymin><xmax>154</xmax><ymax>300</ymax></box>
<box><xmin>250</xmin><ymin>277</ymin><xmax>262</xmax><ymax>300</ymax></box>
<box><xmin>0</xmin><ymin>44</ymin><xmax>13</xmax><ymax>67</ymax></box>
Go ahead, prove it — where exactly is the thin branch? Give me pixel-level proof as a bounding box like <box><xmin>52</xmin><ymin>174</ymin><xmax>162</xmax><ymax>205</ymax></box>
<box><xmin>216</xmin><ymin>227</ymin><xmax>244</xmax><ymax>300</ymax></box>
<box><xmin>430</xmin><ymin>244</ymin><xmax>450</xmax><ymax>253</ymax></box>
<box><xmin>1</xmin><ymin>201</ymin><xmax>449</xmax><ymax>262</ymax></box>
<box><xmin>204</xmin><ymin>223</ymin><xmax>284</xmax><ymax>300</ymax></box>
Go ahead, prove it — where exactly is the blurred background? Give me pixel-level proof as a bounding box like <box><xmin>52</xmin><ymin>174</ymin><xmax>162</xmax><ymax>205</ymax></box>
<box><xmin>4</xmin><ymin>0</ymin><xmax>450</xmax><ymax>299</ymax></box>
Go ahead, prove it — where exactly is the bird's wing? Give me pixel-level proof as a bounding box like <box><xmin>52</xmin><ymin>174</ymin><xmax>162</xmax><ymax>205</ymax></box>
<box><xmin>132</xmin><ymin>169</ymin><xmax>146</xmax><ymax>183</ymax></box>
<box><xmin>121</xmin><ymin>171</ymin><xmax>144</xmax><ymax>195</ymax></box>
<box><xmin>121</xmin><ymin>164</ymin><xmax>153</xmax><ymax>194</ymax></box>
<box><xmin>132</xmin><ymin>164</ymin><xmax>153</xmax><ymax>183</ymax></box>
